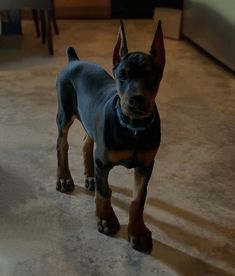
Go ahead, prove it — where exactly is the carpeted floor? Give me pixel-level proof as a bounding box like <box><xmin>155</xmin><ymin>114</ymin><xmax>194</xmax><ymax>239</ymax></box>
<box><xmin>0</xmin><ymin>20</ymin><xmax>235</xmax><ymax>276</ymax></box>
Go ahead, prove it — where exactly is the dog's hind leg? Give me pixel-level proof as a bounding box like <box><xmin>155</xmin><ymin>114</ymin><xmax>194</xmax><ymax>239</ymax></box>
<box><xmin>56</xmin><ymin>81</ymin><xmax>77</xmax><ymax>193</ymax></box>
<box><xmin>56</xmin><ymin>115</ymin><xmax>75</xmax><ymax>193</ymax></box>
<box><xmin>83</xmin><ymin>135</ymin><xmax>95</xmax><ymax>191</ymax></box>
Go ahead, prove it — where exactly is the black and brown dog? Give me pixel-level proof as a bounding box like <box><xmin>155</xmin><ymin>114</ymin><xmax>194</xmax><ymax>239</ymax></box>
<box><xmin>56</xmin><ymin>21</ymin><xmax>165</xmax><ymax>252</ymax></box>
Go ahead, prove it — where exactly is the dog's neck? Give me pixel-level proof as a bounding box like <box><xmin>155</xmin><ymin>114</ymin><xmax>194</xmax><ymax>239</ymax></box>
<box><xmin>114</xmin><ymin>96</ymin><xmax>156</xmax><ymax>135</ymax></box>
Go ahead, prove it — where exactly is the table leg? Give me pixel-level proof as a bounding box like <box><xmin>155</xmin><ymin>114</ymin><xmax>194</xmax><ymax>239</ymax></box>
<box><xmin>47</xmin><ymin>10</ymin><xmax>53</xmax><ymax>55</ymax></box>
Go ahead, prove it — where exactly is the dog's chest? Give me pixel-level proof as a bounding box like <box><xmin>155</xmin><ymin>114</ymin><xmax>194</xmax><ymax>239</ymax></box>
<box><xmin>107</xmin><ymin>148</ymin><xmax>158</xmax><ymax>168</ymax></box>
<box><xmin>104</xmin><ymin>123</ymin><xmax>160</xmax><ymax>168</ymax></box>
<box><xmin>104</xmin><ymin>117</ymin><xmax>161</xmax><ymax>151</ymax></box>
<box><xmin>102</xmin><ymin>99</ymin><xmax>161</xmax><ymax>167</ymax></box>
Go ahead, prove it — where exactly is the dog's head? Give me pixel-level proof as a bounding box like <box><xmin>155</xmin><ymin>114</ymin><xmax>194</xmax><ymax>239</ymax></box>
<box><xmin>113</xmin><ymin>21</ymin><xmax>165</xmax><ymax>120</ymax></box>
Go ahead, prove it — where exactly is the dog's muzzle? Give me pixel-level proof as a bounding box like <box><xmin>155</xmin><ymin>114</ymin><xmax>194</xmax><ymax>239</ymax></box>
<box><xmin>114</xmin><ymin>97</ymin><xmax>157</xmax><ymax>133</ymax></box>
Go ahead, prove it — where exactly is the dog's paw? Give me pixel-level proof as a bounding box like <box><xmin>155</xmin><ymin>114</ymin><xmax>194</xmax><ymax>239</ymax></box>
<box><xmin>56</xmin><ymin>178</ymin><xmax>75</xmax><ymax>193</ymax></box>
<box><xmin>85</xmin><ymin>177</ymin><xmax>95</xmax><ymax>191</ymax></box>
<box><xmin>128</xmin><ymin>225</ymin><xmax>153</xmax><ymax>253</ymax></box>
<box><xmin>96</xmin><ymin>216</ymin><xmax>120</xmax><ymax>236</ymax></box>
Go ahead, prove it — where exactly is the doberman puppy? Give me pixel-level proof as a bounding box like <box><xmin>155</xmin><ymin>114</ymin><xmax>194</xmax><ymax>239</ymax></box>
<box><xmin>56</xmin><ymin>21</ymin><xmax>165</xmax><ymax>252</ymax></box>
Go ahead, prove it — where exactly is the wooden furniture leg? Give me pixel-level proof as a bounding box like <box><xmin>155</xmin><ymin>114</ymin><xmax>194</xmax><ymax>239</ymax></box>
<box><xmin>47</xmin><ymin>10</ymin><xmax>53</xmax><ymax>55</ymax></box>
<box><xmin>32</xmin><ymin>9</ymin><xmax>40</xmax><ymax>37</ymax></box>
<box><xmin>52</xmin><ymin>10</ymin><xmax>59</xmax><ymax>35</ymax></box>
<box><xmin>40</xmin><ymin>10</ymin><xmax>46</xmax><ymax>44</ymax></box>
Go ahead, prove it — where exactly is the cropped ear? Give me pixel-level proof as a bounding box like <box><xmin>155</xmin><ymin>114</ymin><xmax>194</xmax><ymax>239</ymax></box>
<box><xmin>150</xmin><ymin>21</ymin><xmax>165</xmax><ymax>71</ymax></box>
<box><xmin>113</xmin><ymin>20</ymin><xmax>128</xmax><ymax>66</ymax></box>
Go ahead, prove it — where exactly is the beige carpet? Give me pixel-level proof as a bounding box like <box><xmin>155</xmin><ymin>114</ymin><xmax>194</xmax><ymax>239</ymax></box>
<box><xmin>0</xmin><ymin>20</ymin><xmax>235</xmax><ymax>276</ymax></box>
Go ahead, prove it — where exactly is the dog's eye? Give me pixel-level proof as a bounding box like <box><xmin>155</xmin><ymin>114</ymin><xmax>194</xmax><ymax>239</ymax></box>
<box><xmin>119</xmin><ymin>71</ymin><xmax>126</xmax><ymax>81</ymax></box>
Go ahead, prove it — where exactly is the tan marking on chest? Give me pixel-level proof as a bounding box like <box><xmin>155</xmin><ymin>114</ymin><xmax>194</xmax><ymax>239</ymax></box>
<box><xmin>136</xmin><ymin>148</ymin><xmax>158</xmax><ymax>166</ymax></box>
<box><xmin>107</xmin><ymin>150</ymin><xmax>134</xmax><ymax>163</ymax></box>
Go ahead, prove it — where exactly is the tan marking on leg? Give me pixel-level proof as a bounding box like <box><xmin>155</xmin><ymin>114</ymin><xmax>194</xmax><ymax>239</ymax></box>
<box><xmin>95</xmin><ymin>190</ymin><xmax>120</xmax><ymax>235</ymax></box>
<box><xmin>136</xmin><ymin>148</ymin><xmax>158</xmax><ymax>167</ymax></box>
<box><xmin>107</xmin><ymin>150</ymin><xmax>133</xmax><ymax>163</ymax></box>
<box><xmin>130</xmin><ymin>167</ymin><xmax>147</xmax><ymax>227</ymax></box>
<box><xmin>132</xmin><ymin>171</ymin><xmax>147</xmax><ymax>206</ymax></box>
<box><xmin>57</xmin><ymin>120</ymin><xmax>74</xmax><ymax>179</ymax></box>
<box><xmin>128</xmin><ymin>164</ymin><xmax>154</xmax><ymax>252</ymax></box>
<box><xmin>83</xmin><ymin>135</ymin><xmax>94</xmax><ymax>178</ymax></box>
<box><xmin>95</xmin><ymin>190</ymin><xmax>113</xmax><ymax>219</ymax></box>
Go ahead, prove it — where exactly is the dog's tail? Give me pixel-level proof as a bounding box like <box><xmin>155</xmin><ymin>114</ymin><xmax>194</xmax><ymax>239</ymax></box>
<box><xmin>67</xmin><ymin>46</ymin><xmax>79</xmax><ymax>62</ymax></box>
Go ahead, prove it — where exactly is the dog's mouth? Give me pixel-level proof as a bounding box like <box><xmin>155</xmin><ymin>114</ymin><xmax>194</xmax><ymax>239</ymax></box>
<box><xmin>122</xmin><ymin>103</ymin><xmax>152</xmax><ymax>119</ymax></box>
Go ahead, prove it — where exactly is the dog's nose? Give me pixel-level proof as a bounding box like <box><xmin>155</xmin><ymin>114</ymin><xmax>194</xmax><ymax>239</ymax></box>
<box><xmin>129</xmin><ymin>95</ymin><xmax>145</xmax><ymax>108</ymax></box>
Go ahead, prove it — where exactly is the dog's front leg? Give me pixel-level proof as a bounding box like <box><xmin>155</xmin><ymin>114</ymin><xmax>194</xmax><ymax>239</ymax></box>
<box><xmin>128</xmin><ymin>163</ymin><xmax>154</xmax><ymax>252</ymax></box>
<box><xmin>94</xmin><ymin>158</ymin><xmax>120</xmax><ymax>236</ymax></box>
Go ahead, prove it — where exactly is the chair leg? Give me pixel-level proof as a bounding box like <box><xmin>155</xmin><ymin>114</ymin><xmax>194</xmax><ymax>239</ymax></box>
<box><xmin>51</xmin><ymin>10</ymin><xmax>59</xmax><ymax>35</ymax></box>
<box><xmin>32</xmin><ymin>9</ymin><xmax>40</xmax><ymax>37</ymax></box>
<box><xmin>51</xmin><ymin>0</ymin><xmax>59</xmax><ymax>35</ymax></box>
<box><xmin>40</xmin><ymin>10</ymin><xmax>46</xmax><ymax>44</ymax></box>
<box><xmin>47</xmin><ymin>10</ymin><xmax>53</xmax><ymax>55</ymax></box>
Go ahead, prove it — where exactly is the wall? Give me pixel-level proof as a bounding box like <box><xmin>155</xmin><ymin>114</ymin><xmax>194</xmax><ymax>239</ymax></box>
<box><xmin>183</xmin><ymin>0</ymin><xmax>235</xmax><ymax>71</ymax></box>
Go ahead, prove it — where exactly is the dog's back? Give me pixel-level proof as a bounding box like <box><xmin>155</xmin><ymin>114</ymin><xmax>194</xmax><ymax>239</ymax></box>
<box><xmin>56</xmin><ymin>47</ymin><xmax>116</xmax><ymax>140</ymax></box>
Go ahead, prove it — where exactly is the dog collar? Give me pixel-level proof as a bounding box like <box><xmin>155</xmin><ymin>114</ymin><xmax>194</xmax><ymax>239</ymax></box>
<box><xmin>114</xmin><ymin>97</ymin><xmax>156</xmax><ymax>135</ymax></box>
